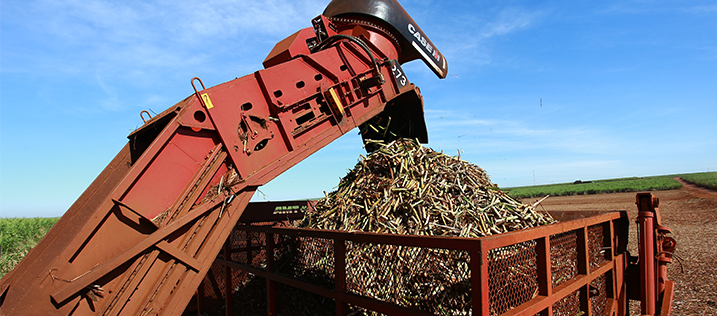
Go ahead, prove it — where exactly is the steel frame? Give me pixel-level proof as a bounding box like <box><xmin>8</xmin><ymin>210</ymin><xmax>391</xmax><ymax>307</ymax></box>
<box><xmin>209</xmin><ymin>210</ymin><xmax>631</xmax><ymax>316</ymax></box>
<box><xmin>635</xmin><ymin>193</ymin><xmax>676</xmax><ymax>316</ymax></box>
<box><xmin>0</xmin><ymin>9</ymin><xmax>436</xmax><ymax>315</ymax></box>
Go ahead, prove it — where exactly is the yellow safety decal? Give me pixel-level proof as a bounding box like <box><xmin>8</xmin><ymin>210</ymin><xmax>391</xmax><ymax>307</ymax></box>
<box><xmin>324</xmin><ymin>88</ymin><xmax>345</xmax><ymax>120</ymax></box>
<box><xmin>201</xmin><ymin>93</ymin><xmax>214</xmax><ymax>109</ymax></box>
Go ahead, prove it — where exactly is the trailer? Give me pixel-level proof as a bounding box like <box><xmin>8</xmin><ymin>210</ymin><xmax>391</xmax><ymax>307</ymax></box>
<box><xmin>190</xmin><ymin>192</ymin><xmax>676</xmax><ymax>316</ymax></box>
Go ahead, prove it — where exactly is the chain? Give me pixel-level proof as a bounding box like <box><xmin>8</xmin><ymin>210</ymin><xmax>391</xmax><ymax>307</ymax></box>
<box><xmin>326</xmin><ymin>16</ymin><xmax>402</xmax><ymax>54</ymax></box>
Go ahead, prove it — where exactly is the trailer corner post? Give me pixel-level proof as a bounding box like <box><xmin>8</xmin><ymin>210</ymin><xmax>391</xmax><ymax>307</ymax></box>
<box><xmin>470</xmin><ymin>240</ymin><xmax>490</xmax><ymax>316</ymax></box>
<box><xmin>536</xmin><ymin>235</ymin><xmax>553</xmax><ymax>315</ymax></box>
<box><xmin>636</xmin><ymin>193</ymin><xmax>657</xmax><ymax>315</ymax></box>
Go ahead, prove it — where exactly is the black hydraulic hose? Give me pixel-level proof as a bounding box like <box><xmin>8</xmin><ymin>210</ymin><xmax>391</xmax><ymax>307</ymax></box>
<box><xmin>311</xmin><ymin>34</ymin><xmax>383</xmax><ymax>80</ymax></box>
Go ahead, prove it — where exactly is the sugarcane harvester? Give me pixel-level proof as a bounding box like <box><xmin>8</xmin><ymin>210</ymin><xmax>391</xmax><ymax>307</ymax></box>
<box><xmin>0</xmin><ymin>0</ymin><xmax>446</xmax><ymax>314</ymax></box>
<box><xmin>1</xmin><ymin>1</ymin><xmax>678</xmax><ymax>315</ymax></box>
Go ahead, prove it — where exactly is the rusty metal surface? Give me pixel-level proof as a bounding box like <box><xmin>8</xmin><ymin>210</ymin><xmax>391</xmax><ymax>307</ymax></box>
<box><xmin>197</xmin><ymin>209</ymin><xmax>629</xmax><ymax>315</ymax></box>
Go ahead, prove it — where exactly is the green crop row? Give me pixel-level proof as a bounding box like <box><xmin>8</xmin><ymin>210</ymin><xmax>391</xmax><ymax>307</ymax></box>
<box><xmin>504</xmin><ymin>176</ymin><xmax>683</xmax><ymax>199</ymax></box>
<box><xmin>0</xmin><ymin>217</ymin><xmax>59</xmax><ymax>278</ymax></box>
<box><xmin>678</xmin><ymin>172</ymin><xmax>717</xmax><ymax>190</ymax></box>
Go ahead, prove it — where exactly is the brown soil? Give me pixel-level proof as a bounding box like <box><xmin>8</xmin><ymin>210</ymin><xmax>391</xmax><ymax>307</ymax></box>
<box><xmin>523</xmin><ymin>181</ymin><xmax>717</xmax><ymax>315</ymax></box>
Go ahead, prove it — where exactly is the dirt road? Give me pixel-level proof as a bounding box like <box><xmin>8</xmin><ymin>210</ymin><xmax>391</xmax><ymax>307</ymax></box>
<box><xmin>523</xmin><ymin>182</ymin><xmax>717</xmax><ymax>315</ymax></box>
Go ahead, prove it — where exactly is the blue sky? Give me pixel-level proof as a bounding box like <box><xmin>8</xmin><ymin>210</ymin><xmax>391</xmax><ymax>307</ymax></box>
<box><xmin>1</xmin><ymin>0</ymin><xmax>716</xmax><ymax>218</ymax></box>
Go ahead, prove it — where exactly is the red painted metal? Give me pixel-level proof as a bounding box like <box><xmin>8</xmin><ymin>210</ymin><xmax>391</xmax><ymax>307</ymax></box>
<box><xmin>0</xmin><ymin>1</ymin><xmax>446</xmax><ymax>314</ymax></box>
<box><xmin>199</xmin><ymin>194</ymin><xmax>677</xmax><ymax>316</ymax></box>
<box><xmin>636</xmin><ymin>192</ymin><xmax>676</xmax><ymax>316</ymax></box>
<box><xmin>637</xmin><ymin>195</ymin><xmax>657</xmax><ymax>315</ymax></box>
<box><xmin>659</xmin><ymin>280</ymin><xmax>675</xmax><ymax>316</ymax></box>
<box><xmin>210</xmin><ymin>210</ymin><xmax>628</xmax><ymax>315</ymax></box>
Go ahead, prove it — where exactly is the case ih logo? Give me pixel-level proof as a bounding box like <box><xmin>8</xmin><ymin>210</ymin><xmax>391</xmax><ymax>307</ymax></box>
<box><xmin>408</xmin><ymin>23</ymin><xmax>441</xmax><ymax>63</ymax></box>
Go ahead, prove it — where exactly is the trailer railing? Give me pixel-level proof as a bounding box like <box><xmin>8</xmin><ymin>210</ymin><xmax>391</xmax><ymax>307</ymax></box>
<box><xmin>191</xmin><ymin>209</ymin><xmax>629</xmax><ymax>316</ymax></box>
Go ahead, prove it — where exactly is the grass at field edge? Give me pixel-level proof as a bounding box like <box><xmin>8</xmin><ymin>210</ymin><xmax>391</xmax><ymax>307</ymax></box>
<box><xmin>678</xmin><ymin>172</ymin><xmax>717</xmax><ymax>191</ymax></box>
<box><xmin>504</xmin><ymin>172</ymin><xmax>716</xmax><ymax>199</ymax></box>
<box><xmin>0</xmin><ymin>217</ymin><xmax>60</xmax><ymax>278</ymax></box>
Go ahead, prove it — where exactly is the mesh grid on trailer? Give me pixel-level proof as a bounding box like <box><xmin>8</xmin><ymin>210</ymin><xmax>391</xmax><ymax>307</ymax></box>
<box><xmin>275</xmin><ymin>235</ymin><xmax>336</xmax><ymax>289</ymax></box>
<box><xmin>192</xmin><ymin>215</ymin><xmax>619</xmax><ymax>316</ymax></box>
<box><xmin>588</xmin><ymin>224</ymin><xmax>608</xmax><ymax>271</ymax></box>
<box><xmin>591</xmin><ymin>273</ymin><xmax>609</xmax><ymax>316</ymax></box>
<box><xmin>487</xmin><ymin>240</ymin><xmax>539</xmax><ymax>315</ymax></box>
<box><xmin>552</xmin><ymin>289</ymin><xmax>582</xmax><ymax>316</ymax></box>
<box><xmin>550</xmin><ymin>230</ymin><xmax>579</xmax><ymax>288</ymax></box>
<box><xmin>345</xmin><ymin>242</ymin><xmax>471</xmax><ymax>315</ymax></box>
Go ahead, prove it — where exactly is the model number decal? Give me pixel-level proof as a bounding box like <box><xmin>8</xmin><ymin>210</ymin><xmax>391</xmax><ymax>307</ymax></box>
<box><xmin>391</xmin><ymin>63</ymin><xmax>408</xmax><ymax>87</ymax></box>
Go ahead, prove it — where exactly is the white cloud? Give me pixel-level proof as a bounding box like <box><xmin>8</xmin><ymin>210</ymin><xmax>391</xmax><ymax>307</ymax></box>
<box><xmin>427</xmin><ymin>117</ymin><xmax>497</xmax><ymax>129</ymax></box>
<box><xmin>33</xmin><ymin>0</ymin><xmax>325</xmax><ymax>43</ymax></box>
<box><xmin>438</xmin><ymin>6</ymin><xmax>541</xmax><ymax>67</ymax></box>
<box><xmin>94</xmin><ymin>70</ymin><xmax>123</xmax><ymax>111</ymax></box>
<box><xmin>14</xmin><ymin>0</ymin><xmax>327</xmax><ymax>78</ymax></box>
<box><xmin>479</xmin><ymin>7</ymin><xmax>536</xmax><ymax>39</ymax></box>
<box><xmin>597</xmin><ymin>2</ymin><xmax>660</xmax><ymax>15</ymax></box>
<box><xmin>1</xmin><ymin>0</ymin><xmax>333</xmax><ymax>116</ymax></box>
<box><xmin>598</xmin><ymin>2</ymin><xmax>717</xmax><ymax>15</ymax></box>
<box><xmin>683</xmin><ymin>5</ymin><xmax>717</xmax><ymax>14</ymax></box>
<box><xmin>424</xmin><ymin>108</ymin><xmax>619</xmax><ymax>156</ymax></box>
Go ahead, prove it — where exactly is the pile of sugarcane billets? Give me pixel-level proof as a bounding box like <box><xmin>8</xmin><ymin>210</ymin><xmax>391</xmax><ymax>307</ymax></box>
<box><xmin>301</xmin><ymin>138</ymin><xmax>554</xmax><ymax>237</ymax></box>
<box><xmin>295</xmin><ymin>139</ymin><xmax>553</xmax><ymax>315</ymax></box>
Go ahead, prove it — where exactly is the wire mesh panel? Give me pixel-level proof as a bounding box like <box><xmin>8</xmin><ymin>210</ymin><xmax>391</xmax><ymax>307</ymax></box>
<box><xmin>227</xmin><ymin>229</ymin><xmax>270</xmax><ymax>269</ymax></box>
<box><xmin>226</xmin><ymin>230</ymin><xmax>258</xmax><ymax>287</ymax></box>
<box><xmin>191</xmin><ymin>262</ymin><xmax>228</xmax><ymax>315</ymax></box>
<box><xmin>552</xmin><ymin>289</ymin><xmax>582</xmax><ymax>316</ymax></box>
<box><xmin>229</xmin><ymin>272</ymin><xmax>267</xmax><ymax>316</ymax></box>
<box><xmin>588</xmin><ymin>224</ymin><xmax>608</xmax><ymax>271</ymax></box>
<box><xmin>488</xmin><ymin>240</ymin><xmax>538</xmax><ymax>316</ymax></box>
<box><xmin>345</xmin><ymin>242</ymin><xmax>471</xmax><ymax>315</ymax></box>
<box><xmin>275</xmin><ymin>236</ymin><xmax>336</xmax><ymax>289</ymax></box>
<box><xmin>191</xmin><ymin>211</ymin><xmax>627</xmax><ymax>316</ymax></box>
<box><xmin>590</xmin><ymin>273</ymin><xmax>608</xmax><ymax>316</ymax></box>
<box><xmin>218</xmin><ymin>229</ymin><xmax>271</xmax><ymax>315</ymax></box>
<box><xmin>191</xmin><ymin>262</ymin><xmax>262</xmax><ymax>315</ymax></box>
<box><xmin>550</xmin><ymin>231</ymin><xmax>579</xmax><ymax>288</ymax></box>
<box><xmin>274</xmin><ymin>282</ymin><xmax>336</xmax><ymax>316</ymax></box>
<box><xmin>206</xmin><ymin>263</ymin><xmax>226</xmax><ymax>301</ymax></box>
<box><xmin>229</xmin><ymin>228</ymin><xmax>319</xmax><ymax>315</ymax></box>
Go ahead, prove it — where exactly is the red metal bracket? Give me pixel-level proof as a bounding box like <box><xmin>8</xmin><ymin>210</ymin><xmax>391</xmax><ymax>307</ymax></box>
<box><xmin>636</xmin><ymin>192</ymin><xmax>676</xmax><ymax>316</ymax></box>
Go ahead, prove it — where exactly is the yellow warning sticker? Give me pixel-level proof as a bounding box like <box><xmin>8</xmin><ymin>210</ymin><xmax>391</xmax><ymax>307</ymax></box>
<box><xmin>324</xmin><ymin>88</ymin><xmax>345</xmax><ymax>119</ymax></box>
<box><xmin>201</xmin><ymin>93</ymin><xmax>214</xmax><ymax>109</ymax></box>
